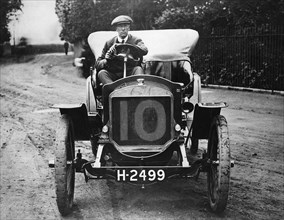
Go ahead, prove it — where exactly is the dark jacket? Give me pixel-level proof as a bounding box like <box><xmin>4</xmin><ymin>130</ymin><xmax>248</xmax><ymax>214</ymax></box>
<box><xmin>96</xmin><ymin>34</ymin><xmax>148</xmax><ymax>72</ymax></box>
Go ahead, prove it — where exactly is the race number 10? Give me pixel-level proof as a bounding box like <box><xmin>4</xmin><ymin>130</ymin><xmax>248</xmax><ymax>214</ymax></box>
<box><xmin>119</xmin><ymin>100</ymin><xmax>166</xmax><ymax>142</ymax></box>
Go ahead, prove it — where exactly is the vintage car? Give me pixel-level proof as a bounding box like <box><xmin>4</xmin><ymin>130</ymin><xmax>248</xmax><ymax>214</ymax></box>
<box><xmin>52</xmin><ymin>29</ymin><xmax>233</xmax><ymax>216</ymax></box>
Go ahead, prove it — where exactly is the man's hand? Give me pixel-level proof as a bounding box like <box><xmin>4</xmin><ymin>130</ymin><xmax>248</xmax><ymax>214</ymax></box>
<box><xmin>105</xmin><ymin>43</ymin><xmax>117</xmax><ymax>60</ymax></box>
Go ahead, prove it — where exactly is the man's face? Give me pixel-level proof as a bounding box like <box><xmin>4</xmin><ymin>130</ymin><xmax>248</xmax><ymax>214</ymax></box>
<box><xmin>116</xmin><ymin>23</ymin><xmax>130</xmax><ymax>39</ymax></box>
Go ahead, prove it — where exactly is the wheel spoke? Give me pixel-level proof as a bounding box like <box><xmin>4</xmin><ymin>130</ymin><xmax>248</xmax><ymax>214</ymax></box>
<box><xmin>66</xmin><ymin>164</ymin><xmax>73</xmax><ymax>194</ymax></box>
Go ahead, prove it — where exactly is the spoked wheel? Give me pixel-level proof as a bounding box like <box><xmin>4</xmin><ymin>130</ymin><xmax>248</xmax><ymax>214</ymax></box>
<box><xmin>207</xmin><ymin>115</ymin><xmax>230</xmax><ymax>213</ymax></box>
<box><xmin>54</xmin><ymin>114</ymin><xmax>75</xmax><ymax>216</ymax></box>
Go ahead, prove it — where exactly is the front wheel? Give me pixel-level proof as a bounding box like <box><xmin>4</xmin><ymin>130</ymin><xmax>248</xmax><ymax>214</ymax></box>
<box><xmin>54</xmin><ymin>114</ymin><xmax>75</xmax><ymax>216</ymax></box>
<box><xmin>207</xmin><ymin>115</ymin><xmax>230</xmax><ymax>213</ymax></box>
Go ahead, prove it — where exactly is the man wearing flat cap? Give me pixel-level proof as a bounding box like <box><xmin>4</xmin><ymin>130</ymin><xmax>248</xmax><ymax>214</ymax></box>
<box><xmin>96</xmin><ymin>15</ymin><xmax>148</xmax><ymax>84</ymax></box>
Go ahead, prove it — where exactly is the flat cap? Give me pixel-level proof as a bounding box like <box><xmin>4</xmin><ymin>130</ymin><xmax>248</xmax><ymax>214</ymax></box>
<box><xmin>111</xmin><ymin>15</ymin><xmax>133</xmax><ymax>26</ymax></box>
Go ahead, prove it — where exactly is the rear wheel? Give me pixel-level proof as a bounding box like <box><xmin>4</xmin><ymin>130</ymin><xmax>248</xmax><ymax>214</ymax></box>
<box><xmin>55</xmin><ymin>114</ymin><xmax>75</xmax><ymax>216</ymax></box>
<box><xmin>207</xmin><ymin>115</ymin><xmax>230</xmax><ymax>213</ymax></box>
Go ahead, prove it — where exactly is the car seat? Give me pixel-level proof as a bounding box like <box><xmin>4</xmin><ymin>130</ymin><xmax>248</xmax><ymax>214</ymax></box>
<box><xmin>144</xmin><ymin>60</ymin><xmax>194</xmax><ymax>97</ymax></box>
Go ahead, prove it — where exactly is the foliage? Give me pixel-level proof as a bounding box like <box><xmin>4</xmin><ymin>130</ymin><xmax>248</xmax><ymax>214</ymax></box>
<box><xmin>0</xmin><ymin>0</ymin><xmax>22</xmax><ymax>43</ymax></box>
<box><xmin>54</xmin><ymin>0</ymin><xmax>284</xmax><ymax>90</ymax></box>
<box><xmin>128</xmin><ymin>0</ymin><xmax>167</xmax><ymax>30</ymax></box>
<box><xmin>55</xmin><ymin>0</ymin><xmax>166</xmax><ymax>42</ymax></box>
<box><xmin>55</xmin><ymin>0</ymin><xmax>96</xmax><ymax>43</ymax></box>
<box><xmin>153</xmin><ymin>0</ymin><xmax>284</xmax><ymax>90</ymax></box>
<box><xmin>154</xmin><ymin>0</ymin><xmax>284</xmax><ymax>33</ymax></box>
<box><xmin>154</xmin><ymin>0</ymin><xmax>206</xmax><ymax>30</ymax></box>
<box><xmin>193</xmin><ymin>26</ymin><xmax>284</xmax><ymax>90</ymax></box>
<box><xmin>223</xmin><ymin>0</ymin><xmax>284</xmax><ymax>27</ymax></box>
<box><xmin>90</xmin><ymin>0</ymin><xmax>122</xmax><ymax>32</ymax></box>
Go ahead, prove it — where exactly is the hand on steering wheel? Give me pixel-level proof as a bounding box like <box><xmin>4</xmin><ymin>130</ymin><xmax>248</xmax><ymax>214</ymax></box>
<box><xmin>113</xmin><ymin>43</ymin><xmax>142</xmax><ymax>62</ymax></box>
<box><xmin>105</xmin><ymin>43</ymin><xmax>117</xmax><ymax>60</ymax></box>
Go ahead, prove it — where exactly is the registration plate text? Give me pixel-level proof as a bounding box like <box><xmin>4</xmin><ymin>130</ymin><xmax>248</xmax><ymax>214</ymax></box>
<box><xmin>116</xmin><ymin>169</ymin><xmax>165</xmax><ymax>182</ymax></box>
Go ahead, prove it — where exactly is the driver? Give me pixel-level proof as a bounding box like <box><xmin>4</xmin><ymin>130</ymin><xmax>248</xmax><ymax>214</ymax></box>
<box><xmin>96</xmin><ymin>15</ymin><xmax>148</xmax><ymax>85</ymax></box>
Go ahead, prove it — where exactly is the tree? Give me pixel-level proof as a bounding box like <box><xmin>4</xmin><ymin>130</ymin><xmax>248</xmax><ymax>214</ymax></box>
<box><xmin>127</xmin><ymin>0</ymin><xmax>167</xmax><ymax>30</ymax></box>
<box><xmin>154</xmin><ymin>0</ymin><xmax>284</xmax><ymax>31</ymax></box>
<box><xmin>55</xmin><ymin>0</ymin><xmax>164</xmax><ymax>43</ymax></box>
<box><xmin>0</xmin><ymin>0</ymin><xmax>22</xmax><ymax>44</ymax></box>
<box><xmin>55</xmin><ymin>0</ymin><xmax>96</xmax><ymax>43</ymax></box>
<box><xmin>55</xmin><ymin>0</ymin><xmax>284</xmax><ymax>44</ymax></box>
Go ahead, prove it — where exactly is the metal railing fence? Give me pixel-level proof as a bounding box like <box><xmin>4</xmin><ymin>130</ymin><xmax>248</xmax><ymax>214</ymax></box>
<box><xmin>192</xmin><ymin>25</ymin><xmax>284</xmax><ymax>91</ymax></box>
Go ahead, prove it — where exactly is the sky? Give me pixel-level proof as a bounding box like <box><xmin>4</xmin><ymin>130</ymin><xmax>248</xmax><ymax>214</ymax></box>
<box><xmin>9</xmin><ymin>0</ymin><xmax>62</xmax><ymax>45</ymax></box>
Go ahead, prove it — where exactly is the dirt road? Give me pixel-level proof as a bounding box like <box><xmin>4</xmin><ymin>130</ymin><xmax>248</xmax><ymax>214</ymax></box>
<box><xmin>0</xmin><ymin>54</ymin><xmax>283</xmax><ymax>220</ymax></box>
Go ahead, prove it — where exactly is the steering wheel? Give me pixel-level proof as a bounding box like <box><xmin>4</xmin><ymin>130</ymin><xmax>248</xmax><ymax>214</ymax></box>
<box><xmin>113</xmin><ymin>43</ymin><xmax>143</xmax><ymax>63</ymax></box>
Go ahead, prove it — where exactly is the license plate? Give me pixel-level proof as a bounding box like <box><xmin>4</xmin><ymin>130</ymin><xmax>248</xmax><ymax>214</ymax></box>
<box><xmin>116</xmin><ymin>168</ymin><xmax>165</xmax><ymax>182</ymax></box>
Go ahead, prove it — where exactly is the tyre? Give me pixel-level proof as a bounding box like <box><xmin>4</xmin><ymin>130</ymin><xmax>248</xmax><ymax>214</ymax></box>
<box><xmin>54</xmin><ymin>114</ymin><xmax>75</xmax><ymax>216</ymax></box>
<box><xmin>207</xmin><ymin>115</ymin><xmax>230</xmax><ymax>213</ymax></box>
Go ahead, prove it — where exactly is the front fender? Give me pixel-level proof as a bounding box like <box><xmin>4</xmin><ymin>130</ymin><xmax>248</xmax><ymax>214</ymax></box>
<box><xmin>191</xmin><ymin>102</ymin><xmax>228</xmax><ymax>139</ymax></box>
<box><xmin>53</xmin><ymin>103</ymin><xmax>90</xmax><ymax>141</ymax></box>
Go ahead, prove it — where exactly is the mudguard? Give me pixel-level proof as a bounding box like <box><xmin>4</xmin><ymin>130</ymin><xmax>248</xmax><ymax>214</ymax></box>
<box><xmin>86</xmin><ymin>75</ymin><xmax>97</xmax><ymax>113</ymax></box>
<box><xmin>191</xmin><ymin>72</ymin><xmax>202</xmax><ymax>104</ymax></box>
<box><xmin>191</xmin><ymin>102</ymin><xmax>228</xmax><ymax>139</ymax></box>
<box><xmin>53</xmin><ymin>103</ymin><xmax>90</xmax><ymax>141</ymax></box>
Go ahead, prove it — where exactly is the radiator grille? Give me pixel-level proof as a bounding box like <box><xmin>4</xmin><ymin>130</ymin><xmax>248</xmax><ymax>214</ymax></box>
<box><xmin>110</xmin><ymin>96</ymin><xmax>172</xmax><ymax>146</ymax></box>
